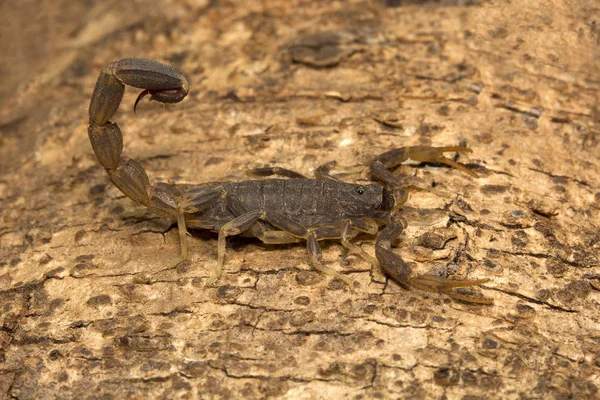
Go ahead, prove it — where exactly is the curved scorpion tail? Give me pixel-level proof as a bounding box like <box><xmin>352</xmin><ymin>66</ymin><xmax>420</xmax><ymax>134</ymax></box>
<box><xmin>87</xmin><ymin>58</ymin><xmax>190</xmax><ymax>257</ymax></box>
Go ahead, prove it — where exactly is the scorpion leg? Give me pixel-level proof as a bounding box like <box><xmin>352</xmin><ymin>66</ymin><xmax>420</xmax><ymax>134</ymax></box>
<box><xmin>307</xmin><ymin>231</ymin><xmax>355</xmax><ymax>290</ymax></box>
<box><xmin>247</xmin><ymin>167</ymin><xmax>308</xmax><ymax>179</ymax></box>
<box><xmin>247</xmin><ymin>162</ymin><xmax>343</xmax><ymax>181</ymax></box>
<box><xmin>259</xmin><ymin>213</ymin><xmax>356</xmax><ymax>289</ymax></box>
<box><xmin>207</xmin><ymin>210</ymin><xmax>264</xmax><ymax>286</ymax></box>
<box><xmin>370</xmin><ymin>145</ymin><xmax>478</xmax><ymax>187</ymax></box>
<box><xmin>224</xmin><ymin>191</ymin><xmax>304</xmax><ymax>245</ymax></box>
<box><xmin>340</xmin><ymin>219</ymin><xmax>378</xmax><ymax>267</ymax></box>
<box><xmin>258</xmin><ymin>231</ymin><xmax>304</xmax><ymax>244</ymax></box>
<box><xmin>315</xmin><ymin>161</ymin><xmax>363</xmax><ymax>181</ymax></box>
<box><xmin>376</xmin><ymin>218</ymin><xmax>492</xmax><ymax>304</ymax></box>
<box><xmin>314</xmin><ymin>161</ymin><xmax>341</xmax><ymax>181</ymax></box>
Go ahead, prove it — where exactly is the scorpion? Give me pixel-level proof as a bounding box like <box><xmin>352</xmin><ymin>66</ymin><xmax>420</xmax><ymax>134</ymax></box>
<box><xmin>88</xmin><ymin>58</ymin><xmax>491</xmax><ymax>303</ymax></box>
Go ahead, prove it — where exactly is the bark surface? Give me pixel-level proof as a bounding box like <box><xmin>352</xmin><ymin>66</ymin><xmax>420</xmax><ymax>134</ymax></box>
<box><xmin>1</xmin><ymin>0</ymin><xmax>599</xmax><ymax>399</ymax></box>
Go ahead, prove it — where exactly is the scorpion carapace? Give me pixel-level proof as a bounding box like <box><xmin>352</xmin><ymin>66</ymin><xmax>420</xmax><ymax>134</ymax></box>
<box><xmin>88</xmin><ymin>57</ymin><xmax>491</xmax><ymax>304</ymax></box>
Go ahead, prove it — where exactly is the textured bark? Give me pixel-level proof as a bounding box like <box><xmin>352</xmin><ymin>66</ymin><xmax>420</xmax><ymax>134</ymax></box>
<box><xmin>1</xmin><ymin>0</ymin><xmax>599</xmax><ymax>399</ymax></box>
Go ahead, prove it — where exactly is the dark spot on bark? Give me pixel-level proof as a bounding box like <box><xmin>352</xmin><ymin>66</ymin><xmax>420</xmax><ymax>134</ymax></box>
<box><xmin>216</xmin><ymin>285</ymin><xmax>241</xmax><ymax>299</ymax></box>
<box><xmin>480</xmin><ymin>375</ymin><xmax>503</xmax><ymax>390</ymax></box>
<box><xmin>39</xmin><ymin>254</ymin><xmax>53</xmax><ymax>265</ymax></box>
<box><xmin>480</xmin><ymin>185</ymin><xmax>509</xmax><ymax>194</ymax></box>
<box><xmin>550</xmin><ymin>175</ymin><xmax>568</xmax><ymax>184</ymax></box>
<box><xmin>319</xmin><ymin>362</ymin><xmax>341</xmax><ymax>377</ymax></box>
<box><xmin>536</xmin><ymin>289</ymin><xmax>551</xmax><ymax>301</ymax></box>
<box><xmin>70</xmin><ymin>320</ymin><xmax>87</xmax><ymax>328</ymax></box>
<box><xmin>87</xmin><ymin>294</ymin><xmax>112</xmax><ymax>306</ymax></box>
<box><xmin>295</xmin><ymin>271</ymin><xmax>323</xmax><ymax>286</ymax></box>
<box><xmin>176</xmin><ymin>259</ymin><xmax>191</xmax><ymax>274</ymax></box>
<box><xmin>258</xmin><ymin>377</ymin><xmax>289</xmax><ymax>397</ymax></box>
<box><xmin>465</xmin><ymin>95</ymin><xmax>479</xmax><ymax>106</ymax></box>
<box><xmin>294</xmin><ymin>296</ymin><xmax>310</xmax><ymax>306</ymax></box>
<box><xmin>482</xmin><ymin>338</ymin><xmax>498</xmax><ymax>349</ymax></box>
<box><xmin>364</xmin><ymin>304</ymin><xmax>376</xmax><ymax>314</ymax></box>
<box><xmin>546</xmin><ymin>260</ymin><xmax>568</xmax><ymax>277</ymax></box>
<box><xmin>75</xmin><ymin>254</ymin><xmax>95</xmax><ymax>262</ymax></box>
<box><xmin>522</xmin><ymin>114</ymin><xmax>538</xmax><ymax>129</ymax></box>
<box><xmin>511</xmin><ymin>236</ymin><xmax>527</xmax><ymax>248</ymax></box>
<box><xmin>350</xmin><ymin>363</ymin><xmax>369</xmax><ymax>379</ymax></box>
<box><xmin>117</xmin><ymin>335</ymin><xmax>173</xmax><ymax>352</ymax></box>
<box><xmin>434</xmin><ymin>367</ymin><xmax>460</xmax><ymax>386</ymax></box>
<box><xmin>38</xmin><ymin>321</ymin><xmax>51</xmax><ymax>329</ymax></box>
<box><xmin>418</xmin><ymin>124</ymin><xmax>436</xmax><ymax>136</ymax></box>
<box><xmin>89</xmin><ymin>184</ymin><xmax>106</xmax><ymax>196</ymax></box>
<box><xmin>475</xmin><ymin>132</ymin><xmax>493</xmax><ymax>144</ymax></box>
<box><xmin>456</xmin><ymin>198</ymin><xmax>474</xmax><ymax>213</ymax></box>
<box><xmin>204</xmin><ymin>157</ymin><xmax>224</xmax><ymax>166</ymax></box>
<box><xmin>209</xmin><ymin>342</ymin><xmax>221</xmax><ymax>352</ymax></box>
<box><xmin>290</xmin><ymin>32</ymin><xmax>347</xmax><ymax>68</ymax></box>
<box><xmin>48</xmin><ymin>298</ymin><xmax>63</xmax><ymax>313</ymax></box>
<box><xmin>385</xmin><ymin>0</ymin><xmax>402</xmax><ymax>7</ymax></box>
<box><xmin>290</xmin><ymin>310</ymin><xmax>315</xmax><ymax>327</ymax></box>
<box><xmin>45</xmin><ymin>267</ymin><xmax>65</xmax><ymax>278</ymax></box>
<box><xmin>462</xmin><ymin>370</ymin><xmax>477</xmax><ymax>385</ymax></box>
<box><xmin>329</xmin><ymin>278</ymin><xmax>348</xmax><ymax>290</ymax></box>
<box><xmin>510</xmin><ymin>210</ymin><xmax>525</xmax><ymax>218</ymax></box>
<box><xmin>74</xmin><ymin>230</ymin><xmax>86</xmax><ymax>243</ymax></box>
<box><xmin>111</xmin><ymin>205</ymin><xmax>125</xmax><ymax>215</ymax></box>
<box><xmin>566</xmin><ymin>280</ymin><xmax>592</xmax><ymax>299</ymax></box>
<box><xmin>552</xmin><ymin>185</ymin><xmax>566</xmax><ymax>193</ymax></box>
<box><xmin>488</xmin><ymin>26</ymin><xmax>508</xmax><ymax>39</ymax></box>
<box><xmin>58</xmin><ymin>372</ymin><xmax>68</xmax><ymax>382</ymax></box>
<box><xmin>169</xmin><ymin>375</ymin><xmax>191</xmax><ymax>392</ymax></box>
<box><xmin>479</xmin><ymin>209</ymin><xmax>491</xmax><ymax>215</ymax></box>
<box><xmin>418</xmin><ymin>232</ymin><xmax>448</xmax><ymax>250</ymax></box>
<box><xmin>75</xmin><ymin>345</ymin><xmax>93</xmax><ymax>357</ymax></box>
<box><xmin>48</xmin><ymin>349</ymin><xmax>63</xmax><ymax>361</ymax></box>
<box><xmin>534</xmin><ymin>222</ymin><xmax>555</xmax><ymax>238</ymax></box>
<box><xmin>516</xmin><ymin>303</ymin><xmax>535</xmax><ymax>314</ymax></box>
<box><xmin>191</xmin><ymin>277</ymin><xmax>203</xmax><ymax>287</ymax></box>
<box><xmin>3</xmin><ymin>313</ymin><xmax>18</xmax><ymax>332</ymax></box>
<box><xmin>10</xmin><ymin>258</ymin><xmax>21</xmax><ymax>267</ymax></box>
<box><xmin>483</xmin><ymin>259</ymin><xmax>499</xmax><ymax>271</ymax></box>
<box><xmin>436</xmin><ymin>105</ymin><xmax>451</xmax><ymax>116</ymax></box>
<box><xmin>431</xmin><ymin>315</ymin><xmax>445</xmax><ymax>323</ymax></box>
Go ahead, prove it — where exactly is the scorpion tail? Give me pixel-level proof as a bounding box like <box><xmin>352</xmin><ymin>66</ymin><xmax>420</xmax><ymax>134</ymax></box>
<box><xmin>88</xmin><ymin>58</ymin><xmax>190</xmax><ymax>257</ymax></box>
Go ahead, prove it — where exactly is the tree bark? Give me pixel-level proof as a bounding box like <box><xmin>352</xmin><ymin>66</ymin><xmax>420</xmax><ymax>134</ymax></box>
<box><xmin>1</xmin><ymin>0</ymin><xmax>599</xmax><ymax>398</ymax></box>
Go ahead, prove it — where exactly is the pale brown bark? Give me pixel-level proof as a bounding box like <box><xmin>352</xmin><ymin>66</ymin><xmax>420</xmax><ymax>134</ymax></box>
<box><xmin>1</xmin><ymin>0</ymin><xmax>599</xmax><ymax>399</ymax></box>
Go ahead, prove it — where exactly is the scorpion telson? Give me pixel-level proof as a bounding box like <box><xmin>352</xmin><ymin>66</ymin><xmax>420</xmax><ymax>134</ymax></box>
<box><xmin>88</xmin><ymin>57</ymin><xmax>491</xmax><ymax>304</ymax></box>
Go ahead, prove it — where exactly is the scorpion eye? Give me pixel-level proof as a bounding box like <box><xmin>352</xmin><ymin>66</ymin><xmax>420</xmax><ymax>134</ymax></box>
<box><xmin>357</xmin><ymin>187</ymin><xmax>365</xmax><ymax>195</ymax></box>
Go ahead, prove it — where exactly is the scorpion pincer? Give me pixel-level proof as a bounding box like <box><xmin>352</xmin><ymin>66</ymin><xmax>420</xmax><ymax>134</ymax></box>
<box><xmin>88</xmin><ymin>58</ymin><xmax>491</xmax><ymax>304</ymax></box>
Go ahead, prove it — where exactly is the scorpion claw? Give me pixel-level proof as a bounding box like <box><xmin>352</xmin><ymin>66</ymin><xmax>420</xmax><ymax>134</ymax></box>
<box><xmin>376</xmin><ymin>218</ymin><xmax>492</xmax><ymax>304</ymax></box>
<box><xmin>370</xmin><ymin>145</ymin><xmax>479</xmax><ymax>188</ymax></box>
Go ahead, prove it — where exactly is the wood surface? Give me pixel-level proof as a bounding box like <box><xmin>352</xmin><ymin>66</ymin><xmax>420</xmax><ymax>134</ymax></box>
<box><xmin>1</xmin><ymin>0</ymin><xmax>599</xmax><ymax>398</ymax></box>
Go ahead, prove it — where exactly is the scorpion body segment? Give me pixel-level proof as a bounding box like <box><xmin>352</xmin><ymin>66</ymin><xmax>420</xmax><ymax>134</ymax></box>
<box><xmin>87</xmin><ymin>58</ymin><xmax>491</xmax><ymax>303</ymax></box>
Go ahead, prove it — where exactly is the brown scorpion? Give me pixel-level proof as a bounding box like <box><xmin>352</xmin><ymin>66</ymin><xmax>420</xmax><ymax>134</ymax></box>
<box><xmin>88</xmin><ymin>58</ymin><xmax>491</xmax><ymax>303</ymax></box>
